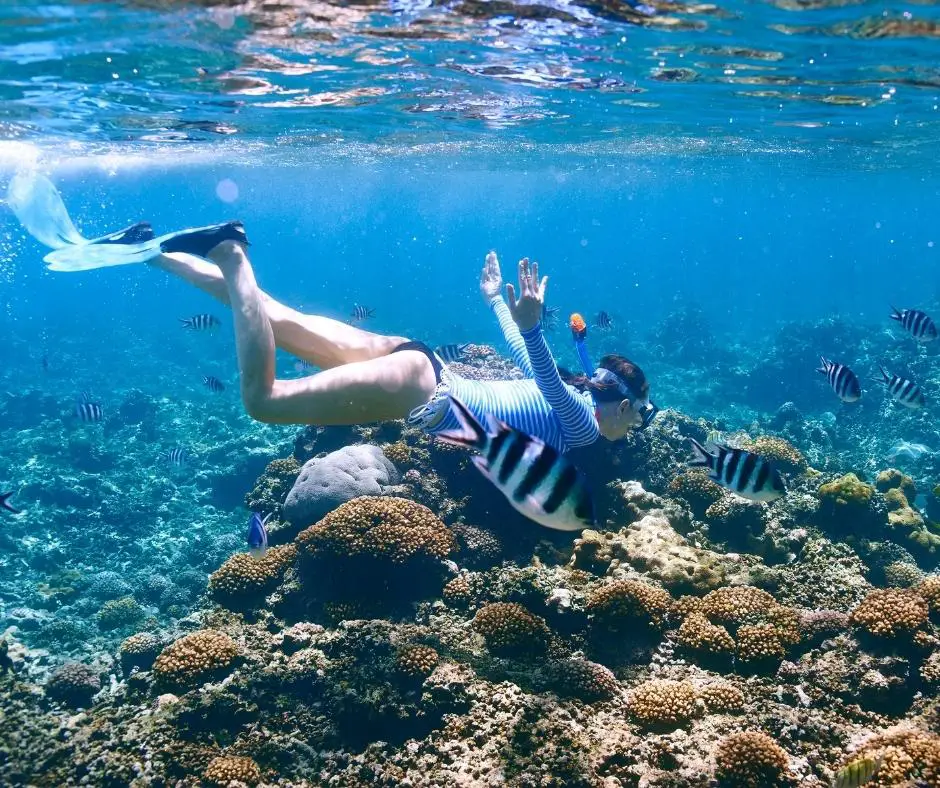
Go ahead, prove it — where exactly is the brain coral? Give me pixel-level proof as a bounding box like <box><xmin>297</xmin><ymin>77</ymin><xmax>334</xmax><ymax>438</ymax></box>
<box><xmin>628</xmin><ymin>679</ymin><xmax>700</xmax><ymax>729</ymax></box>
<box><xmin>203</xmin><ymin>755</ymin><xmax>262</xmax><ymax>787</ymax></box>
<box><xmin>849</xmin><ymin>588</ymin><xmax>928</xmax><ymax>640</ymax></box>
<box><xmin>715</xmin><ymin>731</ymin><xmax>791</xmax><ymax>787</ymax></box>
<box><xmin>472</xmin><ymin>602</ymin><xmax>550</xmax><ymax>658</ymax></box>
<box><xmin>45</xmin><ymin>663</ymin><xmax>101</xmax><ymax>708</ymax></box>
<box><xmin>395</xmin><ymin>644</ymin><xmax>439</xmax><ymax>678</ymax></box>
<box><xmin>547</xmin><ymin>658</ymin><xmax>620</xmax><ymax>702</ymax></box>
<box><xmin>208</xmin><ymin>545</ymin><xmax>297</xmax><ymax>611</ymax></box>
<box><xmin>742</xmin><ymin>436</ymin><xmax>808</xmax><ymax>476</ymax></box>
<box><xmin>586</xmin><ymin>579</ymin><xmax>673</xmax><ymax>631</ymax></box>
<box><xmin>152</xmin><ymin>629</ymin><xmax>239</xmax><ymax>690</ymax></box>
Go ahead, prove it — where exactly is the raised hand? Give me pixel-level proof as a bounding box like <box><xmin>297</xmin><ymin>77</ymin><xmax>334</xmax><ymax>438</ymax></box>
<box><xmin>506</xmin><ymin>257</ymin><xmax>547</xmax><ymax>332</ymax></box>
<box><xmin>479</xmin><ymin>250</ymin><xmax>503</xmax><ymax>301</ymax></box>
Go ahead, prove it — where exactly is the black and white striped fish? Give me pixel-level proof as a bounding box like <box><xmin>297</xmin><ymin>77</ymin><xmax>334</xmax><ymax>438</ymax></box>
<box><xmin>166</xmin><ymin>446</ymin><xmax>188</xmax><ymax>466</ymax></box>
<box><xmin>435</xmin><ymin>343</ymin><xmax>470</xmax><ymax>364</ymax></box>
<box><xmin>877</xmin><ymin>366</ymin><xmax>925</xmax><ymax>409</ymax></box>
<box><xmin>817</xmin><ymin>357</ymin><xmax>862</xmax><ymax>403</ymax></box>
<box><xmin>75</xmin><ymin>400</ymin><xmax>104</xmax><ymax>422</ymax></box>
<box><xmin>180</xmin><ymin>314</ymin><xmax>220</xmax><ymax>331</ymax></box>
<box><xmin>350</xmin><ymin>304</ymin><xmax>374</xmax><ymax>322</ymax></box>
<box><xmin>891</xmin><ymin>306</ymin><xmax>937</xmax><ymax>342</ymax></box>
<box><xmin>688</xmin><ymin>438</ymin><xmax>786</xmax><ymax>503</ymax></box>
<box><xmin>203</xmin><ymin>375</ymin><xmax>225</xmax><ymax>392</ymax></box>
<box><xmin>596</xmin><ymin>310</ymin><xmax>613</xmax><ymax>330</ymax></box>
<box><xmin>293</xmin><ymin>358</ymin><xmax>314</xmax><ymax>374</ymax></box>
<box><xmin>435</xmin><ymin>396</ymin><xmax>595</xmax><ymax>531</ymax></box>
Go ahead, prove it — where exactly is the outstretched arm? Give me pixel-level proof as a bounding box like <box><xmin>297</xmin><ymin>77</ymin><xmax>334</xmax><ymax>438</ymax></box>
<box><xmin>507</xmin><ymin>259</ymin><xmax>600</xmax><ymax>447</ymax></box>
<box><xmin>480</xmin><ymin>251</ymin><xmax>534</xmax><ymax>377</ymax></box>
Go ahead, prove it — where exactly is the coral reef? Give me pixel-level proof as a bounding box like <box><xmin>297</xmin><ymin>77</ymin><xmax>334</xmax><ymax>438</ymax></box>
<box><xmin>119</xmin><ymin>632</ymin><xmax>163</xmax><ymax>674</ymax></box>
<box><xmin>45</xmin><ymin>663</ymin><xmax>101</xmax><ymax>707</ymax></box>
<box><xmin>472</xmin><ymin>602</ymin><xmax>550</xmax><ymax>658</ymax></box>
<box><xmin>203</xmin><ymin>755</ymin><xmax>262</xmax><ymax>787</ymax></box>
<box><xmin>714</xmin><ymin>731</ymin><xmax>792</xmax><ymax>787</ymax></box>
<box><xmin>395</xmin><ymin>644</ymin><xmax>439</xmax><ymax>678</ymax></box>
<box><xmin>849</xmin><ymin>588</ymin><xmax>928</xmax><ymax>641</ymax></box>
<box><xmin>96</xmin><ymin>596</ymin><xmax>145</xmax><ymax>630</ymax></box>
<box><xmin>208</xmin><ymin>545</ymin><xmax>296</xmax><ymax>612</ymax></box>
<box><xmin>244</xmin><ymin>456</ymin><xmax>301</xmax><ymax>520</ymax></box>
<box><xmin>545</xmin><ymin>658</ymin><xmax>619</xmax><ymax>702</ymax></box>
<box><xmin>585</xmin><ymin>579</ymin><xmax>672</xmax><ymax>632</ymax></box>
<box><xmin>628</xmin><ymin>679</ymin><xmax>699</xmax><ymax>729</ymax></box>
<box><xmin>741</xmin><ymin>435</ymin><xmax>809</xmax><ymax>476</ymax></box>
<box><xmin>152</xmin><ymin>629</ymin><xmax>240</xmax><ymax>690</ymax></box>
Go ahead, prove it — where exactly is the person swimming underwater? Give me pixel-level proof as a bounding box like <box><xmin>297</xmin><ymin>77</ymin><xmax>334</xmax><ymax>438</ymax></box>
<box><xmin>10</xmin><ymin>173</ymin><xmax>655</xmax><ymax>452</ymax></box>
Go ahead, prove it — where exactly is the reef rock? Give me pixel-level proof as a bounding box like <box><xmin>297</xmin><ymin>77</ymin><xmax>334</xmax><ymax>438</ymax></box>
<box><xmin>280</xmin><ymin>445</ymin><xmax>401</xmax><ymax>540</ymax></box>
<box><xmin>572</xmin><ymin>514</ymin><xmax>742</xmax><ymax>595</ymax></box>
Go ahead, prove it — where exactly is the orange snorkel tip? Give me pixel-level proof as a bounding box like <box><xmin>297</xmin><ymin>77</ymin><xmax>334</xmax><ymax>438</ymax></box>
<box><xmin>569</xmin><ymin>312</ymin><xmax>587</xmax><ymax>339</ymax></box>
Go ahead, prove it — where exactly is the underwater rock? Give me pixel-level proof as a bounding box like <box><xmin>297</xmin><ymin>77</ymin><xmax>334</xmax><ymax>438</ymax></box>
<box><xmin>572</xmin><ymin>514</ymin><xmax>735</xmax><ymax>595</ymax></box>
<box><xmin>281</xmin><ymin>445</ymin><xmax>401</xmax><ymax>542</ymax></box>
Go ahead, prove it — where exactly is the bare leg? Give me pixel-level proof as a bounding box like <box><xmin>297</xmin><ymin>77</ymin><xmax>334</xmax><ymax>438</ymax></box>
<box><xmin>151</xmin><ymin>252</ymin><xmax>407</xmax><ymax>369</ymax></box>
<box><xmin>209</xmin><ymin>242</ymin><xmax>438</xmax><ymax>426</ymax></box>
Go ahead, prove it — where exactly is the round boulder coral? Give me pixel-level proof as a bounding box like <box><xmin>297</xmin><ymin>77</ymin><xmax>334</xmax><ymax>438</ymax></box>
<box><xmin>442</xmin><ymin>576</ymin><xmax>472</xmax><ymax>608</ymax></box>
<box><xmin>119</xmin><ymin>632</ymin><xmax>163</xmax><ymax>674</ymax></box>
<box><xmin>96</xmin><ymin>596</ymin><xmax>145</xmax><ymax>631</ymax></box>
<box><xmin>296</xmin><ymin>496</ymin><xmax>456</xmax><ymax>605</ymax></box>
<box><xmin>700</xmin><ymin>682</ymin><xmax>745</xmax><ymax>714</ymax></box>
<box><xmin>472</xmin><ymin>602</ymin><xmax>550</xmax><ymax>659</ymax></box>
<box><xmin>715</xmin><ymin>731</ymin><xmax>791</xmax><ymax>787</ymax></box>
<box><xmin>846</xmin><ymin>729</ymin><xmax>940</xmax><ymax>787</ymax></box>
<box><xmin>916</xmin><ymin>576</ymin><xmax>940</xmax><ymax>618</ymax></box>
<box><xmin>203</xmin><ymin>755</ymin><xmax>262</xmax><ymax>787</ymax></box>
<box><xmin>735</xmin><ymin>624</ymin><xmax>786</xmax><ymax>664</ymax></box>
<box><xmin>875</xmin><ymin>468</ymin><xmax>916</xmax><ymax>497</ymax></box>
<box><xmin>208</xmin><ymin>545</ymin><xmax>297</xmax><ymax>612</ymax></box>
<box><xmin>547</xmin><ymin>658</ymin><xmax>619</xmax><ymax>702</ymax></box>
<box><xmin>152</xmin><ymin>629</ymin><xmax>239</xmax><ymax>690</ymax></box>
<box><xmin>676</xmin><ymin>612</ymin><xmax>735</xmax><ymax>661</ymax></box>
<box><xmin>46</xmin><ymin>663</ymin><xmax>101</xmax><ymax>708</ymax></box>
<box><xmin>849</xmin><ymin>588</ymin><xmax>928</xmax><ymax>640</ymax></box>
<box><xmin>742</xmin><ymin>436</ymin><xmax>808</xmax><ymax>477</ymax></box>
<box><xmin>395</xmin><ymin>644</ymin><xmax>439</xmax><ymax>678</ymax></box>
<box><xmin>628</xmin><ymin>679</ymin><xmax>699</xmax><ymax>729</ymax></box>
<box><xmin>669</xmin><ymin>469</ymin><xmax>724</xmax><ymax>516</ymax></box>
<box><xmin>586</xmin><ymin>580</ymin><xmax>672</xmax><ymax>632</ymax></box>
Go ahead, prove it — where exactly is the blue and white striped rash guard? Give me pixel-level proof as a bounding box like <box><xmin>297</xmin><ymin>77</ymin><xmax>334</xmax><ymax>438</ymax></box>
<box><xmin>426</xmin><ymin>296</ymin><xmax>601</xmax><ymax>453</ymax></box>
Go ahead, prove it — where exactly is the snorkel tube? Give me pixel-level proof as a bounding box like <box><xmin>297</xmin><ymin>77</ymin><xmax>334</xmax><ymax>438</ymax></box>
<box><xmin>569</xmin><ymin>312</ymin><xmax>658</xmax><ymax>430</ymax></box>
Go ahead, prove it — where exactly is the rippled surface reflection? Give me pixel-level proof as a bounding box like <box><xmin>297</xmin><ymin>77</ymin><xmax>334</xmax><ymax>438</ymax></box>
<box><xmin>2</xmin><ymin>0</ymin><xmax>940</xmax><ymax>152</ymax></box>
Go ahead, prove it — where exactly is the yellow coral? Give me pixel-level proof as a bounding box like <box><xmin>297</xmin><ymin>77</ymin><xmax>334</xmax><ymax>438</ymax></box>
<box><xmin>472</xmin><ymin>602</ymin><xmax>550</xmax><ymax>658</ymax></box>
<box><xmin>849</xmin><ymin>588</ymin><xmax>928</xmax><ymax>640</ymax></box>
<box><xmin>742</xmin><ymin>436</ymin><xmax>808</xmax><ymax>476</ymax></box>
<box><xmin>203</xmin><ymin>755</ymin><xmax>261</xmax><ymax>787</ymax></box>
<box><xmin>700</xmin><ymin>683</ymin><xmax>745</xmax><ymax>714</ymax></box>
<box><xmin>381</xmin><ymin>440</ymin><xmax>412</xmax><ymax>466</ymax></box>
<box><xmin>152</xmin><ymin>629</ymin><xmax>239</xmax><ymax>690</ymax></box>
<box><xmin>208</xmin><ymin>545</ymin><xmax>296</xmax><ymax>611</ymax></box>
<box><xmin>818</xmin><ymin>473</ymin><xmax>873</xmax><ymax>508</ymax></box>
<box><xmin>628</xmin><ymin>680</ymin><xmax>699</xmax><ymax>729</ymax></box>
<box><xmin>844</xmin><ymin>728</ymin><xmax>940</xmax><ymax>787</ymax></box>
<box><xmin>676</xmin><ymin>612</ymin><xmax>735</xmax><ymax>658</ymax></box>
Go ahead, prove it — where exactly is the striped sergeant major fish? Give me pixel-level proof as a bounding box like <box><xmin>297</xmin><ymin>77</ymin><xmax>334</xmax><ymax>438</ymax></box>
<box><xmin>350</xmin><ymin>304</ymin><xmax>374</xmax><ymax>322</ymax></box>
<box><xmin>435</xmin><ymin>343</ymin><xmax>470</xmax><ymax>364</ymax></box>
<box><xmin>203</xmin><ymin>375</ymin><xmax>225</xmax><ymax>392</ymax></box>
<box><xmin>877</xmin><ymin>366</ymin><xmax>925</xmax><ymax>409</ymax></box>
<box><xmin>75</xmin><ymin>398</ymin><xmax>104</xmax><ymax>422</ymax></box>
<box><xmin>0</xmin><ymin>491</ymin><xmax>20</xmax><ymax>514</ymax></box>
<box><xmin>166</xmin><ymin>446</ymin><xmax>188</xmax><ymax>466</ymax></box>
<box><xmin>832</xmin><ymin>755</ymin><xmax>881</xmax><ymax>788</ymax></box>
<box><xmin>595</xmin><ymin>310</ymin><xmax>613</xmax><ymax>330</ymax></box>
<box><xmin>436</xmin><ymin>395</ymin><xmax>595</xmax><ymax>531</ymax></box>
<box><xmin>890</xmin><ymin>306</ymin><xmax>937</xmax><ymax>342</ymax></box>
<box><xmin>688</xmin><ymin>438</ymin><xmax>786</xmax><ymax>503</ymax></box>
<box><xmin>817</xmin><ymin>357</ymin><xmax>861</xmax><ymax>403</ymax></box>
<box><xmin>247</xmin><ymin>512</ymin><xmax>272</xmax><ymax>558</ymax></box>
<box><xmin>180</xmin><ymin>313</ymin><xmax>220</xmax><ymax>331</ymax></box>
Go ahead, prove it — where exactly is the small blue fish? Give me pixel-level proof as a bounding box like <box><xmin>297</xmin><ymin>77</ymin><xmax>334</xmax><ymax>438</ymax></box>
<box><xmin>247</xmin><ymin>512</ymin><xmax>272</xmax><ymax>558</ymax></box>
<box><xmin>0</xmin><ymin>491</ymin><xmax>20</xmax><ymax>514</ymax></box>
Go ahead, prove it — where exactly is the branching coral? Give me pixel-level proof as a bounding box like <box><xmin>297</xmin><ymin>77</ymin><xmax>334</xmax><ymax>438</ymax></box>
<box><xmin>843</xmin><ymin>728</ymin><xmax>940</xmax><ymax>787</ymax></box>
<box><xmin>442</xmin><ymin>576</ymin><xmax>472</xmax><ymax>608</ymax></box>
<box><xmin>152</xmin><ymin>629</ymin><xmax>239</xmax><ymax>690</ymax></box>
<box><xmin>669</xmin><ymin>468</ymin><xmax>724</xmax><ymax>516</ymax></box>
<box><xmin>472</xmin><ymin>602</ymin><xmax>550</xmax><ymax>658</ymax></box>
<box><xmin>586</xmin><ymin>580</ymin><xmax>672</xmax><ymax>632</ymax></box>
<box><xmin>628</xmin><ymin>679</ymin><xmax>699</xmax><ymax>729</ymax></box>
<box><xmin>676</xmin><ymin>612</ymin><xmax>735</xmax><ymax>660</ymax></box>
<box><xmin>395</xmin><ymin>644</ymin><xmax>439</xmax><ymax>678</ymax></box>
<box><xmin>849</xmin><ymin>588</ymin><xmax>928</xmax><ymax>641</ymax></box>
<box><xmin>714</xmin><ymin>731</ymin><xmax>791</xmax><ymax>787</ymax></box>
<box><xmin>700</xmin><ymin>682</ymin><xmax>745</xmax><ymax>714</ymax></box>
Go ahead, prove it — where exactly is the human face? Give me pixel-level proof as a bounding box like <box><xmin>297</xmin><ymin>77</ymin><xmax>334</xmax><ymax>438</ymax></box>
<box><xmin>595</xmin><ymin>398</ymin><xmax>642</xmax><ymax>441</ymax></box>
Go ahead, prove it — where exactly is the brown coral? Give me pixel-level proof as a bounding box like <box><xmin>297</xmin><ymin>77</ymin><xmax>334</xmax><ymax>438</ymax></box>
<box><xmin>395</xmin><ymin>644</ymin><xmax>439</xmax><ymax>678</ymax></box>
<box><xmin>735</xmin><ymin>624</ymin><xmax>786</xmax><ymax>664</ymax></box>
<box><xmin>208</xmin><ymin>545</ymin><xmax>297</xmax><ymax>611</ymax></box>
<box><xmin>676</xmin><ymin>612</ymin><xmax>735</xmax><ymax>659</ymax></box>
<box><xmin>875</xmin><ymin>468</ymin><xmax>916</xmax><ymax>497</ymax></box>
<box><xmin>380</xmin><ymin>440</ymin><xmax>413</xmax><ymax>467</ymax></box>
<box><xmin>921</xmin><ymin>650</ymin><xmax>940</xmax><ymax>686</ymax></box>
<box><xmin>203</xmin><ymin>755</ymin><xmax>262</xmax><ymax>787</ymax></box>
<box><xmin>884</xmin><ymin>561</ymin><xmax>924</xmax><ymax>588</ymax></box>
<box><xmin>916</xmin><ymin>576</ymin><xmax>940</xmax><ymax>617</ymax></box>
<box><xmin>547</xmin><ymin>658</ymin><xmax>619</xmax><ymax>702</ymax></box>
<box><xmin>714</xmin><ymin>731</ymin><xmax>791</xmax><ymax>787</ymax></box>
<box><xmin>742</xmin><ymin>436</ymin><xmax>808</xmax><ymax>476</ymax></box>
<box><xmin>845</xmin><ymin>728</ymin><xmax>940</xmax><ymax>787</ymax></box>
<box><xmin>700</xmin><ymin>682</ymin><xmax>745</xmax><ymax>714</ymax></box>
<box><xmin>45</xmin><ymin>663</ymin><xmax>101</xmax><ymax>708</ymax></box>
<box><xmin>442</xmin><ymin>576</ymin><xmax>472</xmax><ymax>608</ymax></box>
<box><xmin>152</xmin><ymin>629</ymin><xmax>239</xmax><ymax>690</ymax></box>
<box><xmin>472</xmin><ymin>602</ymin><xmax>550</xmax><ymax>658</ymax></box>
<box><xmin>586</xmin><ymin>580</ymin><xmax>673</xmax><ymax>631</ymax></box>
<box><xmin>849</xmin><ymin>588</ymin><xmax>928</xmax><ymax>640</ymax></box>
<box><xmin>119</xmin><ymin>633</ymin><xmax>162</xmax><ymax>673</ymax></box>
<box><xmin>628</xmin><ymin>679</ymin><xmax>700</xmax><ymax>729</ymax></box>
<box><xmin>701</xmin><ymin>586</ymin><xmax>779</xmax><ymax>627</ymax></box>
<box><xmin>669</xmin><ymin>468</ymin><xmax>724</xmax><ymax>515</ymax></box>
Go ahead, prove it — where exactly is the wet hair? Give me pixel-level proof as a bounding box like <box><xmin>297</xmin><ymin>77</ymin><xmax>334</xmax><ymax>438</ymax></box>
<box><xmin>561</xmin><ymin>354</ymin><xmax>649</xmax><ymax>403</ymax></box>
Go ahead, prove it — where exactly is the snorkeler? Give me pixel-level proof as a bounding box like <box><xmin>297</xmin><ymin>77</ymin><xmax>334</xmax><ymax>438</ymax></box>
<box><xmin>10</xmin><ymin>173</ymin><xmax>654</xmax><ymax>452</ymax></box>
